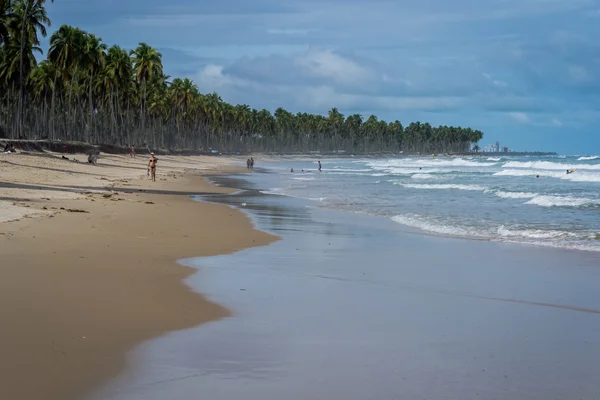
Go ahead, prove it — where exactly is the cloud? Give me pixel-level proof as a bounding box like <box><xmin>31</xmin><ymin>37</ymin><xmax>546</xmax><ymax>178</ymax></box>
<box><xmin>508</xmin><ymin>112</ymin><xmax>531</xmax><ymax>123</ymax></box>
<box><xmin>267</xmin><ymin>28</ymin><xmax>319</xmax><ymax>36</ymax></box>
<box><xmin>295</xmin><ymin>49</ymin><xmax>372</xmax><ymax>84</ymax></box>
<box><xmin>41</xmin><ymin>0</ymin><xmax>600</xmax><ymax>151</ymax></box>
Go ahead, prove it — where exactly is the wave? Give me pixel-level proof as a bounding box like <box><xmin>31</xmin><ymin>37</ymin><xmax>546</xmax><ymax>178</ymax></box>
<box><xmin>578</xmin><ymin>156</ymin><xmax>599</xmax><ymax>161</ymax></box>
<box><xmin>390</xmin><ymin>214</ymin><xmax>600</xmax><ymax>252</ymax></box>
<box><xmin>497</xmin><ymin>226</ymin><xmax>578</xmax><ymax>240</ymax></box>
<box><xmin>411</xmin><ymin>173</ymin><xmax>441</xmax><ymax>180</ymax></box>
<box><xmin>399</xmin><ymin>183</ymin><xmax>487</xmax><ymax>191</ymax></box>
<box><xmin>503</xmin><ymin>161</ymin><xmax>600</xmax><ymax>171</ymax></box>
<box><xmin>495</xmin><ymin>169</ymin><xmax>600</xmax><ymax>182</ymax></box>
<box><xmin>525</xmin><ymin>195</ymin><xmax>600</xmax><ymax>208</ymax></box>
<box><xmin>331</xmin><ymin>168</ymin><xmax>373</xmax><ymax>172</ymax></box>
<box><xmin>366</xmin><ymin>157</ymin><xmax>498</xmax><ymax>170</ymax></box>
<box><xmin>260</xmin><ymin>188</ymin><xmax>326</xmax><ymax>203</ymax></box>
<box><xmin>390</xmin><ymin>214</ymin><xmax>480</xmax><ymax>237</ymax></box>
<box><xmin>292</xmin><ymin>177</ymin><xmax>314</xmax><ymax>181</ymax></box>
<box><xmin>487</xmin><ymin>157</ymin><xmax>502</xmax><ymax>161</ymax></box>
<box><xmin>493</xmin><ymin>191</ymin><xmax>538</xmax><ymax>199</ymax></box>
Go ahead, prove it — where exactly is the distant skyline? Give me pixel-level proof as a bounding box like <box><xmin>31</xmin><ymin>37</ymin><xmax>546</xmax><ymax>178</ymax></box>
<box><xmin>42</xmin><ymin>0</ymin><xmax>600</xmax><ymax>154</ymax></box>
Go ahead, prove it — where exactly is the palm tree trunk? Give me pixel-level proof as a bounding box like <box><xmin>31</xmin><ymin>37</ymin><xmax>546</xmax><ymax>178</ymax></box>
<box><xmin>18</xmin><ymin>0</ymin><xmax>30</xmax><ymax>139</ymax></box>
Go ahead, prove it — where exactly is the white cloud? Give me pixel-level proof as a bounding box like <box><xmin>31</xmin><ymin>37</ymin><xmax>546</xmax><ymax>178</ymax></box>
<box><xmin>267</xmin><ymin>28</ymin><xmax>318</xmax><ymax>35</ymax></box>
<box><xmin>294</xmin><ymin>49</ymin><xmax>372</xmax><ymax>85</ymax></box>
<box><xmin>482</xmin><ymin>72</ymin><xmax>508</xmax><ymax>88</ymax></box>
<box><xmin>508</xmin><ymin>112</ymin><xmax>531</xmax><ymax>123</ymax></box>
<box><xmin>567</xmin><ymin>65</ymin><xmax>591</xmax><ymax>83</ymax></box>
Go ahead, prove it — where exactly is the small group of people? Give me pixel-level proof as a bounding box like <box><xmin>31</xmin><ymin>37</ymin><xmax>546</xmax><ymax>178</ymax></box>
<box><xmin>290</xmin><ymin>160</ymin><xmax>322</xmax><ymax>173</ymax></box>
<box><xmin>3</xmin><ymin>142</ymin><xmax>16</xmax><ymax>153</ymax></box>
<box><xmin>246</xmin><ymin>157</ymin><xmax>255</xmax><ymax>169</ymax></box>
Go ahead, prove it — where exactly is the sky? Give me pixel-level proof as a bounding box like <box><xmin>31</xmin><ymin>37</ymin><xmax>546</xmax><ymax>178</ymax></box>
<box><xmin>42</xmin><ymin>0</ymin><xmax>600</xmax><ymax>154</ymax></box>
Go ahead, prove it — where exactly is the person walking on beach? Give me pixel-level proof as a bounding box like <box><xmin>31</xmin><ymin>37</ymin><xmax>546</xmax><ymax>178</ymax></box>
<box><xmin>148</xmin><ymin>152</ymin><xmax>158</xmax><ymax>182</ymax></box>
<box><xmin>130</xmin><ymin>145</ymin><xmax>136</xmax><ymax>158</ymax></box>
<box><xmin>318</xmin><ymin>160</ymin><xmax>322</xmax><ymax>172</ymax></box>
<box><xmin>250</xmin><ymin>157</ymin><xmax>255</xmax><ymax>169</ymax></box>
<box><xmin>247</xmin><ymin>158</ymin><xmax>251</xmax><ymax>169</ymax></box>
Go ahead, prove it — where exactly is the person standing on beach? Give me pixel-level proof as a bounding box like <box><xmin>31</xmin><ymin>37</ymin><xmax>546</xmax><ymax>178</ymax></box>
<box><xmin>130</xmin><ymin>145</ymin><xmax>136</xmax><ymax>158</ymax></box>
<box><xmin>250</xmin><ymin>157</ymin><xmax>254</xmax><ymax>169</ymax></box>
<box><xmin>318</xmin><ymin>160</ymin><xmax>322</xmax><ymax>172</ymax></box>
<box><xmin>148</xmin><ymin>153</ymin><xmax>158</xmax><ymax>182</ymax></box>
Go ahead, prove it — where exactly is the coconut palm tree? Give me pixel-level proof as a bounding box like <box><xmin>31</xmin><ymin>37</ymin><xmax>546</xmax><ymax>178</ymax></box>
<box><xmin>0</xmin><ymin>0</ymin><xmax>11</xmax><ymax>46</ymax></box>
<box><xmin>130</xmin><ymin>42</ymin><xmax>162</xmax><ymax>143</ymax></box>
<box><xmin>10</xmin><ymin>0</ymin><xmax>51</xmax><ymax>136</ymax></box>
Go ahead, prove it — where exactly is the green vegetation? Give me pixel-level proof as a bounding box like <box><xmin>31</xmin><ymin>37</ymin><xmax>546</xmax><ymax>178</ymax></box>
<box><xmin>0</xmin><ymin>0</ymin><xmax>483</xmax><ymax>153</ymax></box>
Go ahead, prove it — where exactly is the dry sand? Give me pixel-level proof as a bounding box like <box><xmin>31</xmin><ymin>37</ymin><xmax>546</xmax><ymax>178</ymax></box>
<box><xmin>0</xmin><ymin>151</ymin><xmax>277</xmax><ymax>400</ymax></box>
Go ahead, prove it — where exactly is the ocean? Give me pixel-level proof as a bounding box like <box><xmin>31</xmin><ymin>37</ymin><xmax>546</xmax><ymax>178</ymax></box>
<box><xmin>90</xmin><ymin>155</ymin><xmax>600</xmax><ymax>400</ymax></box>
<box><xmin>255</xmin><ymin>154</ymin><xmax>600</xmax><ymax>252</ymax></box>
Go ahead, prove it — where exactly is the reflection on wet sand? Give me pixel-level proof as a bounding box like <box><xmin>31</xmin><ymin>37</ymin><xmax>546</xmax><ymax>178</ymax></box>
<box><xmin>92</xmin><ymin>173</ymin><xmax>600</xmax><ymax>400</ymax></box>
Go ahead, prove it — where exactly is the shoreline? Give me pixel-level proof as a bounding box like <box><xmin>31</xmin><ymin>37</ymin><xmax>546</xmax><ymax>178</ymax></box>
<box><xmin>0</xmin><ymin>153</ymin><xmax>278</xmax><ymax>400</ymax></box>
<box><xmin>94</xmin><ymin>168</ymin><xmax>600</xmax><ymax>400</ymax></box>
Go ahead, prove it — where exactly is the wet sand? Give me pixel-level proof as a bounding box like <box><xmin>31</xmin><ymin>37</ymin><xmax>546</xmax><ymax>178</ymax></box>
<box><xmin>95</xmin><ymin>175</ymin><xmax>600</xmax><ymax>400</ymax></box>
<box><xmin>0</xmin><ymin>153</ymin><xmax>277</xmax><ymax>400</ymax></box>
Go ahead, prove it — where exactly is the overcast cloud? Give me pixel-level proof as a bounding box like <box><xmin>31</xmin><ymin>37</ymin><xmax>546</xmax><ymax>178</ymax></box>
<box><xmin>44</xmin><ymin>0</ymin><xmax>600</xmax><ymax>152</ymax></box>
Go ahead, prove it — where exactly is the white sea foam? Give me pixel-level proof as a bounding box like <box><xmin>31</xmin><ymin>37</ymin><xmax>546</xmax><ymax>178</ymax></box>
<box><xmin>503</xmin><ymin>161</ymin><xmax>600</xmax><ymax>171</ymax></box>
<box><xmin>494</xmin><ymin>169</ymin><xmax>600</xmax><ymax>182</ymax></box>
<box><xmin>494</xmin><ymin>191</ymin><xmax>538</xmax><ymax>199</ymax></box>
<box><xmin>331</xmin><ymin>168</ymin><xmax>373</xmax><ymax>172</ymax></box>
<box><xmin>497</xmin><ymin>226</ymin><xmax>578</xmax><ymax>240</ymax></box>
<box><xmin>578</xmin><ymin>156</ymin><xmax>599</xmax><ymax>161</ymax></box>
<box><xmin>292</xmin><ymin>177</ymin><xmax>315</xmax><ymax>181</ymax></box>
<box><xmin>525</xmin><ymin>195</ymin><xmax>600</xmax><ymax>208</ymax></box>
<box><xmin>390</xmin><ymin>214</ymin><xmax>479</xmax><ymax>237</ymax></box>
<box><xmin>411</xmin><ymin>173</ymin><xmax>440</xmax><ymax>180</ymax></box>
<box><xmin>487</xmin><ymin>157</ymin><xmax>502</xmax><ymax>161</ymax></box>
<box><xmin>260</xmin><ymin>188</ymin><xmax>283</xmax><ymax>195</ymax></box>
<box><xmin>399</xmin><ymin>183</ymin><xmax>487</xmax><ymax>191</ymax></box>
<box><xmin>366</xmin><ymin>157</ymin><xmax>498</xmax><ymax>170</ymax></box>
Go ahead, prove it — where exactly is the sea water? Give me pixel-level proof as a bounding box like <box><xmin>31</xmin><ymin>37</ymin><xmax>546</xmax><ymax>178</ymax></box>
<box><xmin>90</xmin><ymin>163</ymin><xmax>600</xmax><ymax>400</ymax></box>
<box><xmin>254</xmin><ymin>154</ymin><xmax>600</xmax><ymax>252</ymax></box>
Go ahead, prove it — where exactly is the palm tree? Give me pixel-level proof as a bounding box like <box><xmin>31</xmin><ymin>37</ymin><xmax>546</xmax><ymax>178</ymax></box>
<box><xmin>11</xmin><ymin>0</ymin><xmax>51</xmax><ymax>137</ymax></box>
<box><xmin>48</xmin><ymin>25</ymin><xmax>85</xmax><ymax>140</ymax></box>
<box><xmin>1</xmin><ymin>0</ymin><xmax>486</xmax><ymax>152</ymax></box>
<box><xmin>130</xmin><ymin>42</ymin><xmax>162</xmax><ymax>144</ymax></box>
<box><xmin>81</xmin><ymin>32</ymin><xmax>106</xmax><ymax>142</ymax></box>
<box><xmin>0</xmin><ymin>0</ymin><xmax>11</xmax><ymax>46</ymax></box>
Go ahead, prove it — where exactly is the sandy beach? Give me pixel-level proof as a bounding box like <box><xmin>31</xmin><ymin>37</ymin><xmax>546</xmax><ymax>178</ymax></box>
<box><xmin>0</xmin><ymin>151</ymin><xmax>277</xmax><ymax>400</ymax></box>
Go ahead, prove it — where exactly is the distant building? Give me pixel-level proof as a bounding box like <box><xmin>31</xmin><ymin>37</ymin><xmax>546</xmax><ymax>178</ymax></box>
<box><xmin>495</xmin><ymin>141</ymin><xmax>500</xmax><ymax>152</ymax></box>
<box><xmin>502</xmin><ymin>146</ymin><xmax>509</xmax><ymax>153</ymax></box>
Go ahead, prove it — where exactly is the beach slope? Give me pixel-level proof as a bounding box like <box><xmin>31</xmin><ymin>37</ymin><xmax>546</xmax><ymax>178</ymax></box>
<box><xmin>0</xmin><ymin>152</ymin><xmax>277</xmax><ymax>400</ymax></box>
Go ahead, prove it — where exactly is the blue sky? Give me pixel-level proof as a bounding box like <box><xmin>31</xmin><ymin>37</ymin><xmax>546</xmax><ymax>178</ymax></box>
<box><xmin>43</xmin><ymin>0</ymin><xmax>600</xmax><ymax>153</ymax></box>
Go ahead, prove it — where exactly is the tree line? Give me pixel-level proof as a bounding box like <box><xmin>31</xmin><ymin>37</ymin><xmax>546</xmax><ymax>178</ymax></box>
<box><xmin>0</xmin><ymin>0</ymin><xmax>484</xmax><ymax>154</ymax></box>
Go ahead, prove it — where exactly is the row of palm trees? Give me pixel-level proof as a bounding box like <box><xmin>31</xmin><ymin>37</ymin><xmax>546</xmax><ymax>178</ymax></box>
<box><xmin>0</xmin><ymin>0</ymin><xmax>484</xmax><ymax>153</ymax></box>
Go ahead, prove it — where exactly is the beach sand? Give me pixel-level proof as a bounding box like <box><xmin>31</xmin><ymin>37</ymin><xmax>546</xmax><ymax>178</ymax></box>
<box><xmin>0</xmin><ymin>151</ymin><xmax>277</xmax><ymax>400</ymax></box>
